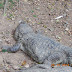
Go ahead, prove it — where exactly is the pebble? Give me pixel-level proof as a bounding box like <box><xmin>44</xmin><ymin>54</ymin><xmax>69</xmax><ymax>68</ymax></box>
<box><xmin>24</xmin><ymin>64</ymin><xmax>30</xmax><ymax>68</ymax></box>
<box><xmin>48</xmin><ymin>27</ymin><xmax>54</xmax><ymax>31</ymax></box>
<box><xmin>24</xmin><ymin>0</ymin><xmax>28</xmax><ymax>2</ymax></box>
<box><xmin>45</xmin><ymin>30</ymin><xmax>47</xmax><ymax>33</ymax></box>
<box><xmin>0</xmin><ymin>39</ymin><xmax>2</xmax><ymax>42</ymax></box>
<box><xmin>65</xmin><ymin>27</ymin><xmax>69</xmax><ymax>31</ymax></box>
<box><xmin>13</xmin><ymin>65</ymin><xmax>20</xmax><ymax>70</ymax></box>
<box><xmin>56</xmin><ymin>19</ymin><xmax>60</xmax><ymax>23</ymax></box>
<box><xmin>12</xmin><ymin>17</ymin><xmax>15</xmax><ymax>21</ymax></box>
<box><xmin>56</xmin><ymin>35</ymin><xmax>61</xmax><ymax>42</ymax></box>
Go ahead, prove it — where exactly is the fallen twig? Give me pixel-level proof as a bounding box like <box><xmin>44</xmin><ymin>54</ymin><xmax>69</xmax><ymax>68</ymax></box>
<box><xmin>55</xmin><ymin>14</ymin><xmax>67</xmax><ymax>19</ymax></box>
<box><xmin>4</xmin><ymin>0</ymin><xmax>8</xmax><ymax>15</ymax></box>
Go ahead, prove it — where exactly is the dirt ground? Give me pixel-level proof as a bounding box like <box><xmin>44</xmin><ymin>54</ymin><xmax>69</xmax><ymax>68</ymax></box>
<box><xmin>0</xmin><ymin>0</ymin><xmax>72</xmax><ymax>72</ymax></box>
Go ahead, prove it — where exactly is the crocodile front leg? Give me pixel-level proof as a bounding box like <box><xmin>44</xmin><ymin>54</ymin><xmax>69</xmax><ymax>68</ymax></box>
<box><xmin>2</xmin><ymin>42</ymin><xmax>21</xmax><ymax>53</ymax></box>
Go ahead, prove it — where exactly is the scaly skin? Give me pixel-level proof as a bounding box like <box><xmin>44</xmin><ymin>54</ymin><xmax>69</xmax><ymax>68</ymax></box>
<box><xmin>3</xmin><ymin>21</ymin><xmax>72</xmax><ymax>68</ymax></box>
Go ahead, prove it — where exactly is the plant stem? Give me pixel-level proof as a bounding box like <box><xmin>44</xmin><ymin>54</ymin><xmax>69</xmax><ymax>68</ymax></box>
<box><xmin>4</xmin><ymin>0</ymin><xmax>8</xmax><ymax>15</ymax></box>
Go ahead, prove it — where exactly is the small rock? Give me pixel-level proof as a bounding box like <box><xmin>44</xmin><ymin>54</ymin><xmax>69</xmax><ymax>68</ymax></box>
<box><xmin>56</xmin><ymin>35</ymin><xmax>61</xmax><ymax>39</ymax></box>
<box><xmin>0</xmin><ymin>39</ymin><xmax>2</xmax><ymax>42</ymax></box>
<box><xmin>36</xmin><ymin>7</ymin><xmax>40</xmax><ymax>10</ymax></box>
<box><xmin>5</xmin><ymin>39</ymin><xmax>11</xmax><ymax>44</ymax></box>
<box><xmin>43</xmin><ymin>25</ymin><xmax>47</xmax><ymax>28</ymax></box>
<box><xmin>56</xmin><ymin>35</ymin><xmax>61</xmax><ymax>42</ymax></box>
<box><xmin>65</xmin><ymin>27</ymin><xmax>69</xmax><ymax>31</ymax></box>
<box><xmin>63</xmin><ymin>22</ymin><xmax>68</xmax><ymax>27</ymax></box>
<box><xmin>13</xmin><ymin>65</ymin><xmax>20</xmax><ymax>70</ymax></box>
<box><xmin>19</xmin><ymin>20</ymin><xmax>23</xmax><ymax>23</ymax></box>
<box><xmin>56</xmin><ymin>19</ymin><xmax>60</xmax><ymax>23</ymax></box>
<box><xmin>45</xmin><ymin>30</ymin><xmax>47</xmax><ymax>33</ymax></box>
<box><xmin>12</xmin><ymin>17</ymin><xmax>15</xmax><ymax>20</ymax></box>
<box><xmin>24</xmin><ymin>64</ymin><xmax>30</xmax><ymax>68</ymax></box>
<box><xmin>24</xmin><ymin>0</ymin><xmax>28</xmax><ymax>2</ymax></box>
<box><xmin>48</xmin><ymin>27</ymin><xmax>54</xmax><ymax>31</ymax></box>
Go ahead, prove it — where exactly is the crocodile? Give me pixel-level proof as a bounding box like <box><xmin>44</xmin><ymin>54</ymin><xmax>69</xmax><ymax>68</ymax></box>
<box><xmin>3</xmin><ymin>21</ymin><xmax>72</xmax><ymax>68</ymax></box>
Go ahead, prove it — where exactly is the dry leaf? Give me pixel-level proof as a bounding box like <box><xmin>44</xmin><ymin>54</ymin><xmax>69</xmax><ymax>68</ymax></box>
<box><xmin>21</xmin><ymin>61</ymin><xmax>26</xmax><ymax>66</ymax></box>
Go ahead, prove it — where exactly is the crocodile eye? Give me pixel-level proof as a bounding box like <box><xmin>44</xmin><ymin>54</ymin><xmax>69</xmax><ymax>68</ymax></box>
<box><xmin>17</xmin><ymin>35</ymin><xmax>19</xmax><ymax>38</ymax></box>
<box><xmin>20</xmin><ymin>38</ymin><xmax>21</xmax><ymax>40</ymax></box>
<box><xmin>18</xmin><ymin>38</ymin><xmax>22</xmax><ymax>41</ymax></box>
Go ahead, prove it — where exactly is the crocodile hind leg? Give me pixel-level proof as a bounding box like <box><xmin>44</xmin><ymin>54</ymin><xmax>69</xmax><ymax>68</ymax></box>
<box><xmin>44</xmin><ymin>51</ymin><xmax>66</xmax><ymax>67</ymax></box>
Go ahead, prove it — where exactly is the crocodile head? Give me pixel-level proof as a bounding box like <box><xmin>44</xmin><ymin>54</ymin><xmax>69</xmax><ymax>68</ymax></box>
<box><xmin>14</xmin><ymin>21</ymin><xmax>33</xmax><ymax>41</ymax></box>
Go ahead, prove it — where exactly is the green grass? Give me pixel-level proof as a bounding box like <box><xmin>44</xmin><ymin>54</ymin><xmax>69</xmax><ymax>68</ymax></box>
<box><xmin>0</xmin><ymin>3</ymin><xmax>4</xmax><ymax>9</ymax></box>
<box><xmin>9</xmin><ymin>0</ymin><xmax>16</xmax><ymax>9</ymax></box>
<box><xmin>9</xmin><ymin>0</ymin><xmax>15</xmax><ymax>4</ymax></box>
<box><xmin>0</xmin><ymin>0</ymin><xmax>17</xmax><ymax>9</ymax></box>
